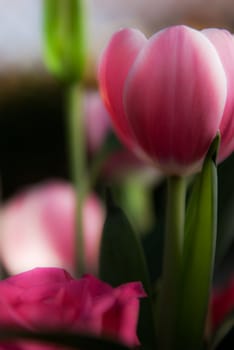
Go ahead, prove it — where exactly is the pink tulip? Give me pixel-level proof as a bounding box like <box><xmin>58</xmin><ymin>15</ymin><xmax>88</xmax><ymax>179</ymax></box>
<box><xmin>210</xmin><ymin>277</ymin><xmax>234</xmax><ymax>332</ymax></box>
<box><xmin>202</xmin><ymin>29</ymin><xmax>234</xmax><ymax>163</ymax></box>
<box><xmin>98</xmin><ymin>25</ymin><xmax>228</xmax><ymax>175</ymax></box>
<box><xmin>0</xmin><ymin>181</ymin><xmax>104</xmax><ymax>276</ymax></box>
<box><xmin>0</xmin><ymin>268</ymin><xmax>145</xmax><ymax>349</ymax></box>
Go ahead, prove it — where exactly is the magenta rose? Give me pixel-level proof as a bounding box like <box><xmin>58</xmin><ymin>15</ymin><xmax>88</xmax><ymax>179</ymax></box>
<box><xmin>0</xmin><ymin>268</ymin><xmax>145</xmax><ymax>349</ymax></box>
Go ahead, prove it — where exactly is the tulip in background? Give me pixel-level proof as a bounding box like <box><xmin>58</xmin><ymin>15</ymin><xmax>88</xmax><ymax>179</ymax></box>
<box><xmin>85</xmin><ymin>90</ymin><xmax>158</xmax><ymax>181</ymax></box>
<box><xmin>85</xmin><ymin>91</ymin><xmax>111</xmax><ymax>154</ymax></box>
<box><xmin>0</xmin><ymin>268</ymin><xmax>145</xmax><ymax>349</ymax></box>
<box><xmin>0</xmin><ymin>181</ymin><xmax>104</xmax><ymax>276</ymax></box>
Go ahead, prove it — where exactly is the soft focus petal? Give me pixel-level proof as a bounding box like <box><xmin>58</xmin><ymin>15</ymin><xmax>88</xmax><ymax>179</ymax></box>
<box><xmin>203</xmin><ymin>29</ymin><xmax>234</xmax><ymax>162</ymax></box>
<box><xmin>85</xmin><ymin>91</ymin><xmax>111</xmax><ymax>153</ymax></box>
<box><xmin>98</xmin><ymin>28</ymin><xmax>147</xmax><ymax>149</ymax></box>
<box><xmin>124</xmin><ymin>25</ymin><xmax>227</xmax><ymax>174</ymax></box>
<box><xmin>103</xmin><ymin>149</ymin><xmax>159</xmax><ymax>182</ymax></box>
<box><xmin>0</xmin><ymin>181</ymin><xmax>104</xmax><ymax>275</ymax></box>
<box><xmin>85</xmin><ymin>91</ymin><xmax>159</xmax><ymax>182</ymax></box>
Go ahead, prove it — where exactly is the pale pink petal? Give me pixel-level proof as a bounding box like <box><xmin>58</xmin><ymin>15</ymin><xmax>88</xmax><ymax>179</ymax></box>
<box><xmin>98</xmin><ymin>28</ymin><xmax>147</xmax><ymax>149</ymax></box>
<box><xmin>83</xmin><ymin>196</ymin><xmax>104</xmax><ymax>274</ymax></box>
<box><xmin>38</xmin><ymin>182</ymin><xmax>76</xmax><ymax>273</ymax></box>
<box><xmin>203</xmin><ymin>29</ymin><xmax>234</xmax><ymax>162</ymax></box>
<box><xmin>0</xmin><ymin>186</ymin><xmax>67</xmax><ymax>273</ymax></box>
<box><xmin>0</xmin><ymin>181</ymin><xmax>104</xmax><ymax>275</ymax></box>
<box><xmin>85</xmin><ymin>91</ymin><xmax>111</xmax><ymax>153</ymax></box>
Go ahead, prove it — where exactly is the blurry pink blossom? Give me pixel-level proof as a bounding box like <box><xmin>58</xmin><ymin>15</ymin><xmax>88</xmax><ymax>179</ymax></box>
<box><xmin>0</xmin><ymin>181</ymin><xmax>104</xmax><ymax>276</ymax></box>
<box><xmin>85</xmin><ymin>90</ymin><xmax>158</xmax><ymax>181</ymax></box>
<box><xmin>85</xmin><ymin>90</ymin><xmax>111</xmax><ymax>154</ymax></box>
<box><xmin>0</xmin><ymin>268</ymin><xmax>145</xmax><ymax>349</ymax></box>
<box><xmin>103</xmin><ymin>149</ymin><xmax>158</xmax><ymax>182</ymax></box>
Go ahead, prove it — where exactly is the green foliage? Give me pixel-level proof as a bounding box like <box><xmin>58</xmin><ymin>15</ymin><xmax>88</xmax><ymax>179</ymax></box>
<box><xmin>43</xmin><ymin>0</ymin><xmax>86</xmax><ymax>82</ymax></box>
<box><xmin>175</xmin><ymin>136</ymin><xmax>219</xmax><ymax>350</ymax></box>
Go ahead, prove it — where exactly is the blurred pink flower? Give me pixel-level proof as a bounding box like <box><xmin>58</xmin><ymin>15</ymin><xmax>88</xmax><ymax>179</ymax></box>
<box><xmin>85</xmin><ymin>90</ymin><xmax>159</xmax><ymax>182</ymax></box>
<box><xmin>98</xmin><ymin>25</ymin><xmax>229</xmax><ymax>175</ymax></box>
<box><xmin>85</xmin><ymin>90</ymin><xmax>111</xmax><ymax>154</ymax></box>
<box><xmin>0</xmin><ymin>181</ymin><xmax>104</xmax><ymax>276</ymax></box>
<box><xmin>210</xmin><ymin>277</ymin><xmax>234</xmax><ymax>332</ymax></box>
<box><xmin>0</xmin><ymin>268</ymin><xmax>145</xmax><ymax>349</ymax></box>
<box><xmin>103</xmin><ymin>149</ymin><xmax>158</xmax><ymax>182</ymax></box>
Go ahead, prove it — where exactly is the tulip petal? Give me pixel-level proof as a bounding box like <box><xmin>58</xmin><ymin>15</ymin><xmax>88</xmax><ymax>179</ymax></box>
<box><xmin>98</xmin><ymin>28</ymin><xmax>147</xmax><ymax>149</ymax></box>
<box><xmin>124</xmin><ymin>25</ymin><xmax>227</xmax><ymax>175</ymax></box>
<box><xmin>203</xmin><ymin>29</ymin><xmax>234</xmax><ymax>162</ymax></box>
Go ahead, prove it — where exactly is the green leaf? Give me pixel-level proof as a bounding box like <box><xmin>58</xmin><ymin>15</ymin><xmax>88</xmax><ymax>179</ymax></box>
<box><xmin>175</xmin><ymin>135</ymin><xmax>219</xmax><ymax>350</ymax></box>
<box><xmin>0</xmin><ymin>329</ymin><xmax>129</xmax><ymax>350</ymax></box>
<box><xmin>99</xmin><ymin>190</ymin><xmax>157</xmax><ymax>349</ymax></box>
<box><xmin>43</xmin><ymin>0</ymin><xmax>86</xmax><ymax>82</ymax></box>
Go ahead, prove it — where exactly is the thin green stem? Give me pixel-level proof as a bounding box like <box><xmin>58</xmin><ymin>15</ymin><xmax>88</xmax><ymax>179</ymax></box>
<box><xmin>157</xmin><ymin>175</ymin><xmax>186</xmax><ymax>350</ymax></box>
<box><xmin>66</xmin><ymin>83</ymin><xmax>87</xmax><ymax>277</ymax></box>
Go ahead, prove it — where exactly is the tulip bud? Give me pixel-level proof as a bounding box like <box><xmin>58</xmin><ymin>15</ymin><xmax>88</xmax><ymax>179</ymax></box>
<box><xmin>99</xmin><ymin>25</ymin><xmax>227</xmax><ymax>175</ymax></box>
<box><xmin>43</xmin><ymin>0</ymin><xmax>86</xmax><ymax>83</ymax></box>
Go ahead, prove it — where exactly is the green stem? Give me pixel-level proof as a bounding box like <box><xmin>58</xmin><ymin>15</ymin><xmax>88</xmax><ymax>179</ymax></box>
<box><xmin>66</xmin><ymin>83</ymin><xmax>87</xmax><ymax>276</ymax></box>
<box><xmin>157</xmin><ymin>175</ymin><xmax>186</xmax><ymax>350</ymax></box>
